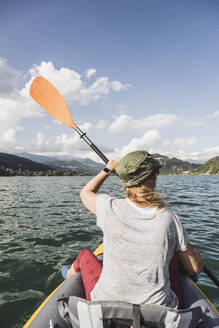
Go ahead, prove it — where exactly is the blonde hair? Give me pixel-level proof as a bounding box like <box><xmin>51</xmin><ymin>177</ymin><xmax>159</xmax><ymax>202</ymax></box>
<box><xmin>125</xmin><ymin>171</ymin><xmax>166</xmax><ymax>209</ymax></box>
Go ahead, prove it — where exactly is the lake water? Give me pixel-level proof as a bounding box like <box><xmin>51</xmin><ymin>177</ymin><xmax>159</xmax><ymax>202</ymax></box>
<box><xmin>0</xmin><ymin>175</ymin><xmax>218</xmax><ymax>327</ymax></box>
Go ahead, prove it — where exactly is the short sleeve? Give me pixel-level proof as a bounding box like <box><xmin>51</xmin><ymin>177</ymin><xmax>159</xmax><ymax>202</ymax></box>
<box><xmin>173</xmin><ymin>213</ymin><xmax>189</xmax><ymax>251</ymax></box>
<box><xmin>96</xmin><ymin>194</ymin><xmax>113</xmax><ymax>231</ymax></box>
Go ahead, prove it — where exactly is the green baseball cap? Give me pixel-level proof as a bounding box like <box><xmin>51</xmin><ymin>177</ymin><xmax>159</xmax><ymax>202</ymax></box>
<box><xmin>116</xmin><ymin>150</ymin><xmax>162</xmax><ymax>187</ymax></box>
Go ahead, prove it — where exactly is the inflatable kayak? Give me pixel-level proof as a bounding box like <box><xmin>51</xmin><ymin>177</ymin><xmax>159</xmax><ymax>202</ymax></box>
<box><xmin>23</xmin><ymin>244</ymin><xmax>219</xmax><ymax>328</ymax></box>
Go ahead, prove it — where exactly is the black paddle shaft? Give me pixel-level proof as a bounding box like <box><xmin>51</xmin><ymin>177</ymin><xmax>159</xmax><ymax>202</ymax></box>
<box><xmin>75</xmin><ymin>127</ymin><xmax>109</xmax><ymax>164</ymax></box>
<box><xmin>204</xmin><ymin>266</ymin><xmax>219</xmax><ymax>287</ymax></box>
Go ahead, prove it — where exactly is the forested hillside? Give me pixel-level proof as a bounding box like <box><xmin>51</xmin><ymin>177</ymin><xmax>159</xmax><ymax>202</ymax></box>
<box><xmin>0</xmin><ymin>153</ymin><xmax>83</xmax><ymax>176</ymax></box>
<box><xmin>193</xmin><ymin>156</ymin><xmax>219</xmax><ymax>174</ymax></box>
<box><xmin>2</xmin><ymin>152</ymin><xmax>219</xmax><ymax>176</ymax></box>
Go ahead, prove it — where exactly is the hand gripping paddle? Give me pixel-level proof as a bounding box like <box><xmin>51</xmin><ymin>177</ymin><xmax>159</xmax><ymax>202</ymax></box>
<box><xmin>30</xmin><ymin>76</ymin><xmax>109</xmax><ymax>164</ymax></box>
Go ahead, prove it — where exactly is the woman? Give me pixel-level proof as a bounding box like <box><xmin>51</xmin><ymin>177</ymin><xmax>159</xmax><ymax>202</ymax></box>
<box><xmin>66</xmin><ymin>150</ymin><xmax>203</xmax><ymax>308</ymax></box>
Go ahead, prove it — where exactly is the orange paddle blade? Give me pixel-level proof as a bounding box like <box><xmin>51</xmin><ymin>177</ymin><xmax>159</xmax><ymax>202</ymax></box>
<box><xmin>30</xmin><ymin>76</ymin><xmax>77</xmax><ymax>129</ymax></box>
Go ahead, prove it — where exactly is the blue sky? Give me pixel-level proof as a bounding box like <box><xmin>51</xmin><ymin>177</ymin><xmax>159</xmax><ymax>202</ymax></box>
<box><xmin>1</xmin><ymin>0</ymin><xmax>219</xmax><ymax>162</ymax></box>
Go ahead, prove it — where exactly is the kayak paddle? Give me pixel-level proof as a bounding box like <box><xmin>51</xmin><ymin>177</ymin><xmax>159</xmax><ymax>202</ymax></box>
<box><xmin>203</xmin><ymin>266</ymin><xmax>219</xmax><ymax>287</ymax></box>
<box><xmin>30</xmin><ymin>76</ymin><xmax>109</xmax><ymax>164</ymax></box>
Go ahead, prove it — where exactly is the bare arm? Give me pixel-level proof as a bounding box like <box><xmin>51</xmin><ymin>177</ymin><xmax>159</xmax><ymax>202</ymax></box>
<box><xmin>80</xmin><ymin>160</ymin><xmax>118</xmax><ymax>216</ymax></box>
<box><xmin>176</xmin><ymin>242</ymin><xmax>204</xmax><ymax>275</ymax></box>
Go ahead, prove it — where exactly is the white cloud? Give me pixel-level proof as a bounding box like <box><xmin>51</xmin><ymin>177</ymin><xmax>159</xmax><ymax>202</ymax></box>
<box><xmin>174</xmin><ymin>138</ymin><xmax>196</xmax><ymax>147</ymax></box>
<box><xmin>105</xmin><ymin>134</ymin><xmax>199</xmax><ymax>163</ymax></box>
<box><xmin>159</xmin><ymin>148</ymin><xmax>219</xmax><ymax>162</ymax></box>
<box><xmin>0</xmin><ymin>129</ymin><xmax>17</xmax><ymax>151</ymax></box>
<box><xmin>186</xmin><ymin>122</ymin><xmax>205</xmax><ymax>127</ymax></box>
<box><xmin>85</xmin><ymin>68</ymin><xmax>96</xmax><ymax>79</ymax></box>
<box><xmin>0</xmin><ymin>58</ymin><xmax>128</xmax><ymax>153</ymax></box>
<box><xmin>21</xmin><ymin>61</ymin><xmax>129</xmax><ymax>105</ymax></box>
<box><xmin>110</xmin><ymin>81</ymin><xmax>129</xmax><ymax>92</ymax></box>
<box><xmin>0</xmin><ymin>94</ymin><xmax>42</xmax><ymax>152</ymax></box>
<box><xmin>28</xmin><ymin>121</ymin><xmax>93</xmax><ymax>156</ymax></box>
<box><xmin>109</xmin><ymin>114</ymin><xmax>180</xmax><ymax>134</ymax></box>
<box><xmin>0</xmin><ymin>59</ymin><xmax>43</xmax><ymax>152</ymax></box>
<box><xmin>155</xmin><ymin>149</ymin><xmax>199</xmax><ymax>161</ymax></box>
<box><xmin>96</xmin><ymin>119</ymin><xmax>109</xmax><ymax>129</ymax></box>
<box><xmin>0</xmin><ymin>57</ymin><xmax>20</xmax><ymax>97</ymax></box>
<box><xmin>211</xmin><ymin>110</ymin><xmax>219</xmax><ymax>118</ymax></box>
<box><xmin>2</xmin><ymin>129</ymin><xmax>16</xmax><ymax>142</ymax></box>
<box><xmin>109</xmin><ymin>114</ymin><xmax>132</xmax><ymax>133</ymax></box>
<box><xmin>32</xmin><ymin>131</ymin><xmax>89</xmax><ymax>155</ymax></box>
<box><xmin>118</xmin><ymin>130</ymin><xmax>161</xmax><ymax>157</ymax></box>
<box><xmin>21</xmin><ymin>126</ymin><xmax>218</xmax><ymax>163</ymax></box>
<box><xmin>202</xmin><ymin>146</ymin><xmax>219</xmax><ymax>159</ymax></box>
<box><xmin>79</xmin><ymin>122</ymin><xmax>93</xmax><ymax>133</ymax></box>
<box><xmin>164</xmin><ymin>137</ymin><xmax>197</xmax><ymax>148</ymax></box>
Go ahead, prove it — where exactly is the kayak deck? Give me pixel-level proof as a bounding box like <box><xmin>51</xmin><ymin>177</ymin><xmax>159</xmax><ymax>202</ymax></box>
<box><xmin>24</xmin><ymin>249</ymin><xmax>219</xmax><ymax>328</ymax></box>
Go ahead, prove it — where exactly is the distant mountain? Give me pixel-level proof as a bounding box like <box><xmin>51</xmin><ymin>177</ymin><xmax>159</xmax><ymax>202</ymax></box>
<box><xmin>45</xmin><ymin>153</ymin><xmax>200</xmax><ymax>175</ymax></box>
<box><xmin>192</xmin><ymin>156</ymin><xmax>219</xmax><ymax>174</ymax></box>
<box><xmin>152</xmin><ymin>154</ymin><xmax>200</xmax><ymax>174</ymax></box>
<box><xmin>8</xmin><ymin>152</ymin><xmax>105</xmax><ymax>175</ymax></box>
<box><xmin>3</xmin><ymin>152</ymin><xmax>213</xmax><ymax>177</ymax></box>
<box><xmin>0</xmin><ymin>153</ymin><xmax>53</xmax><ymax>174</ymax></box>
<box><xmin>15</xmin><ymin>153</ymin><xmax>59</xmax><ymax>163</ymax></box>
<box><xmin>45</xmin><ymin>159</ymin><xmax>105</xmax><ymax>175</ymax></box>
<box><xmin>0</xmin><ymin>153</ymin><xmax>89</xmax><ymax>176</ymax></box>
<box><xmin>15</xmin><ymin>153</ymin><xmax>105</xmax><ymax>174</ymax></box>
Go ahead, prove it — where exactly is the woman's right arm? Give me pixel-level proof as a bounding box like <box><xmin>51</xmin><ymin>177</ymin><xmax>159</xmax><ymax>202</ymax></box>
<box><xmin>176</xmin><ymin>242</ymin><xmax>204</xmax><ymax>275</ymax></box>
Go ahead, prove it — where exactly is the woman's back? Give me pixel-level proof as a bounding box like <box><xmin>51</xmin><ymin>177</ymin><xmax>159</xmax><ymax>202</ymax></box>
<box><xmin>90</xmin><ymin>195</ymin><xmax>188</xmax><ymax>307</ymax></box>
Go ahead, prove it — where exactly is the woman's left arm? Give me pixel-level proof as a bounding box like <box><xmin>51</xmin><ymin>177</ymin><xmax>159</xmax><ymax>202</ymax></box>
<box><xmin>80</xmin><ymin>160</ymin><xmax>118</xmax><ymax>215</ymax></box>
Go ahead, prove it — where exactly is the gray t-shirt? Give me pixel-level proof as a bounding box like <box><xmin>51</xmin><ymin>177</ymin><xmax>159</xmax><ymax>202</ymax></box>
<box><xmin>91</xmin><ymin>195</ymin><xmax>189</xmax><ymax>308</ymax></box>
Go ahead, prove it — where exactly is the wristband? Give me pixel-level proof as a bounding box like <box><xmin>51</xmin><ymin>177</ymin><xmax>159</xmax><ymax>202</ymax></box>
<box><xmin>103</xmin><ymin>167</ymin><xmax>111</xmax><ymax>174</ymax></box>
